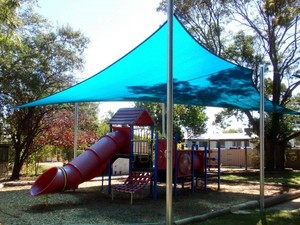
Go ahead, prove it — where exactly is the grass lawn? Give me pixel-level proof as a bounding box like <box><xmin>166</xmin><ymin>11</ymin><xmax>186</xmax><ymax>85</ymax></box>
<box><xmin>198</xmin><ymin>210</ymin><xmax>300</xmax><ymax>225</ymax></box>
<box><xmin>198</xmin><ymin>170</ymin><xmax>300</xmax><ymax>224</ymax></box>
<box><xmin>221</xmin><ymin>170</ymin><xmax>300</xmax><ymax>186</ymax></box>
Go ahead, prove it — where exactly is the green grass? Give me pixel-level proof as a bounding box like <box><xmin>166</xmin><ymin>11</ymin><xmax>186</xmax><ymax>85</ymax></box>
<box><xmin>221</xmin><ymin>171</ymin><xmax>300</xmax><ymax>186</ymax></box>
<box><xmin>198</xmin><ymin>210</ymin><xmax>300</xmax><ymax>225</ymax></box>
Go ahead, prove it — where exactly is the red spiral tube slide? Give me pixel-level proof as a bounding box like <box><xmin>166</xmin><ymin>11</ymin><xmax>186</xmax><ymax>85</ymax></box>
<box><xmin>30</xmin><ymin>131</ymin><xmax>128</xmax><ymax>196</ymax></box>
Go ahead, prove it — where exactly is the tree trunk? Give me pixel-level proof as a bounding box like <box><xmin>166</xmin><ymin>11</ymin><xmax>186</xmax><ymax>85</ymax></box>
<box><xmin>275</xmin><ymin>145</ymin><xmax>285</xmax><ymax>170</ymax></box>
<box><xmin>265</xmin><ymin>135</ymin><xmax>286</xmax><ymax>171</ymax></box>
<box><xmin>265</xmin><ymin>136</ymin><xmax>274</xmax><ymax>170</ymax></box>
<box><xmin>10</xmin><ymin>161</ymin><xmax>21</xmax><ymax>180</ymax></box>
<box><xmin>10</xmin><ymin>147</ymin><xmax>22</xmax><ymax>180</ymax></box>
<box><xmin>272</xmin><ymin>114</ymin><xmax>285</xmax><ymax>171</ymax></box>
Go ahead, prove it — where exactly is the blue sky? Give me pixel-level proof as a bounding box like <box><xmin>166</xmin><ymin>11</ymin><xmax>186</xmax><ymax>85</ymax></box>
<box><xmin>35</xmin><ymin>0</ymin><xmax>166</xmax><ymax>116</ymax></box>
<box><xmin>36</xmin><ymin>0</ymin><xmax>166</xmax><ymax>80</ymax></box>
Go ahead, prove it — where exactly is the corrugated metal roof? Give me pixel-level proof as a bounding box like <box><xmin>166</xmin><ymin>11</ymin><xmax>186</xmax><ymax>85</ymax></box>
<box><xmin>109</xmin><ymin>108</ymin><xmax>154</xmax><ymax>126</ymax></box>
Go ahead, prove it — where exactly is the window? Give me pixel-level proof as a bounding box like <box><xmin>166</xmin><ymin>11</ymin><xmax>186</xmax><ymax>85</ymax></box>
<box><xmin>233</xmin><ymin>141</ymin><xmax>242</xmax><ymax>148</ymax></box>
<box><xmin>219</xmin><ymin>141</ymin><xmax>225</xmax><ymax>148</ymax></box>
<box><xmin>198</xmin><ymin>141</ymin><xmax>207</xmax><ymax>148</ymax></box>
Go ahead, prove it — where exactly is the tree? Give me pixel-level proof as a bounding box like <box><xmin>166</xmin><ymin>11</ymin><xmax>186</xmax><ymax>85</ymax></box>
<box><xmin>223</xmin><ymin>128</ymin><xmax>243</xmax><ymax>133</ymax></box>
<box><xmin>0</xmin><ymin>1</ymin><xmax>90</xmax><ymax>179</ymax></box>
<box><xmin>97</xmin><ymin>109</ymin><xmax>115</xmax><ymax>137</ymax></box>
<box><xmin>225</xmin><ymin>0</ymin><xmax>300</xmax><ymax>170</ymax></box>
<box><xmin>134</xmin><ymin>102</ymin><xmax>208</xmax><ymax>142</ymax></box>
<box><xmin>0</xmin><ymin>0</ymin><xmax>21</xmax><ymax>40</ymax></box>
<box><xmin>97</xmin><ymin>119</ymin><xmax>110</xmax><ymax>137</ymax></box>
<box><xmin>157</xmin><ymin>0</ymin><xmax>230</xmax><ymax>55</ymax></box>
<box><xmin>0</xmin><ymin>0</ymin><xmax>21</xmax><ymax>140</ymax></box>
<box><xmin>39</xmin><ymin>103</ymin><xmax>99</xmax><ymax>162</ymax></box>
<box><xmin>175</xmin><ymin>104</ymin><xmax>208</xmax><ymax>137</ymax></box>
<box><xmin>158</xmin><ymin>0</ymin><xmax>300</xmax><ymax>171</ymax></box>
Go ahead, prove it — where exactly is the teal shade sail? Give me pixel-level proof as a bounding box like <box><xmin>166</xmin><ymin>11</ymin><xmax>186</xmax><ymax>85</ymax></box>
<box><xmin>17</xmin><ymin>16</ymin><xmax>298</xmax><ymax>115</ymax></box>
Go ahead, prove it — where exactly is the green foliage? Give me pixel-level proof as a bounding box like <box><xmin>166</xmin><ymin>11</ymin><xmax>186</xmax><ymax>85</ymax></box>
<box><xmin>38</xmin><ymin>103</ymin><xmax>100</xmax><ymax>162</ymax></box>
<box><xmin>223</xmin><ymin>128</ymin><xmax>243</xmax><ymax>133</ymax></box>
<box><xmin>223</xmin><ymin>30</ymin><xmax>264</xmax><ymax>72</ymax></box>
<box><xmin>97</xmin><ymin>120</ymin><xmax>110</xmax><ymax>137</ymax></box>
<box><xmin>263</xmin><ymin>0</ymin><xmax>300</xmax><ymax>27</ymax></box>
<box><xmin>295</xmin><ymin>136</ymin><xmax>300</xmax><ymax>146</ymax></box>
<box><xmin>214</xmin><ymin>108</ymin><xmax>247</xmax><ymax>130</ymax></box>
<box><xmin>175</xmin><ymin>105</ymin><xmax>208</xmax><ymax>136</ymax></box>
<box><xmin>157</xmin><ymin>0</ymin><xmax>230</xmax><ymax>55</ymax></box>
<box><xmin>248</xmin><ymin>148</ymin><xmax>260</xmax><ymax>168</ymax></box>
<box><xmin>21</xmin><ymin>150</ymin><xmax>48</xmax><ymax>177</ymax></box>
<box><xmin>221</xmin><ymin>171</ymin><xmax>300</xmax><ymax>186</ymax></box>
<box><xmin>200</xmin><ymin>210</ymin><xmax>300</xmax><ymax>225</ymax></box>
<box><xmin>0</xmin><ymin>1</ymin><xmax>89</xmax><ymax>179</ymax></box>
<box><xmin>161</xmin><ymin>0</ymin><xmax>300</xmax><ymax>170</ymax></box>
<box><xmin>97</xmin><ymin>109</ymin><xmax>113</xmax><ymax>137</ymax></box>
<box><xmin>0</xmin><ymin>0</ymin><xmax>22</xmax><ymax>44</ymax></box>
<box><xmin>134</xmin><ymin>102</ymin><xmax>208</xmax><ymax>141</ymax></box>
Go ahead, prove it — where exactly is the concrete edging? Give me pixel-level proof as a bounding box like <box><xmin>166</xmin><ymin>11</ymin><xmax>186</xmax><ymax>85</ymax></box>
<box><xmin>174</xmin><ymin>189</ymin><xmax>300</xmax><ymax>225</ymax></box>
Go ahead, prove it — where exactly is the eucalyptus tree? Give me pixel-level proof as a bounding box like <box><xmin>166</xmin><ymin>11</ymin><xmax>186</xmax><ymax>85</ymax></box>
<box><xmin>157</xmin><ymin>0</ymin><xmax>230</xmax><ymax>55</ymax></box>
<box><xmin>0</xmin><ymin>1</ymin><xmax>90</xmax><ymax>179</ymax></box>
<box><xmin>224</xmin><ymin>0</ymin><xmax>300</xmax><ymax>170</ymax></box>
<box><xmin>158</xmin><ymin>0</ymin><xmax>300</xmax><ymax>170</ymax></box>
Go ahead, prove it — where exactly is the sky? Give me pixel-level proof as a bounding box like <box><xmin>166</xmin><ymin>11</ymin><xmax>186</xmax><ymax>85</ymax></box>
<box><xmin>35</xmin><ymin>0</ymin><xmax>165</xmax><ymax>114</ymax></box>
<box><xmin>35</xmin><ymin>0</ymin><xmax>243</xmax><ymax>133</ymax></box>
<box><xmin>36</xmin><ymin>0</ymin><xmax>165</xmax><ymax>79</ymax></box>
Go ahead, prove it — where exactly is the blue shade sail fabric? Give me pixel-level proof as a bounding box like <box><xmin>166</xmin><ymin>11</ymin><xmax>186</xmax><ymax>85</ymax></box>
<box><xmin>17</xmin><ymin>16</ymin><xmax>298</xmax><ymax>114</ymax></box>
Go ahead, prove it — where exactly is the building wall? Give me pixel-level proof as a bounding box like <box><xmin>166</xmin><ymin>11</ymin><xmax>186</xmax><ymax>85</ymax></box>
<box><xmin>209</xmin><ymin>148</ymin><xmax>300</xmax><ymax>170</ymax></box>
<box><xmin>112</xmin><ymin>158</ymin><xmax>129</xmax><ymax>175</ymax></box>
<box><xmin>185</xmin><ymin>139</ymin><xmax>254</xmax><ymax>150</ymax></box>
<box><xmin>0</xmin><ymin>144</ymin><xmax>9</xmax><ymax>175</ymax></box>
<box><xmin>107</xmin><ymin>148</ymin><xmax>300</xmax><ymax>175</ymax></box>
<box><xmin>209</xmin><ymin>148</ymin><xmax>256</xmax><ymax>168</ymax></box>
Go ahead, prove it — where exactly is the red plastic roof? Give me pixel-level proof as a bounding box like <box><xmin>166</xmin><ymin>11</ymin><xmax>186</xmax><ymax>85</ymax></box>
<box><xmin>109</xmin><ymin>108</ymin><xmax>154</xmax><ymax>126</ymax></box>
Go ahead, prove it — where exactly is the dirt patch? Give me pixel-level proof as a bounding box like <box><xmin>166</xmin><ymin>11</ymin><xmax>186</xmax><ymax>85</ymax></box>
<box><xmin>0</xmin><ymin>176</ymin><xmax>296</xmax><ymax>225</ymax></box>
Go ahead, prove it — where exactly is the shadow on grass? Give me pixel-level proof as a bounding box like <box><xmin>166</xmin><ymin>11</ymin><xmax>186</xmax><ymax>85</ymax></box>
<box><xmin>221</xmin><ymin>170</ymin><xmax>300</xmax><ymax>187</ymax></box>
<box><xmin>197</xmin><ymin>210</ymin><xmax>300</xmax><ymax>225</ymax></box>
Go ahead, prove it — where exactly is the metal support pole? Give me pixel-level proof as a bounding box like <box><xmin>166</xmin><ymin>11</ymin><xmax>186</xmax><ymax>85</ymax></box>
<box><xmin>204</xmin><ymin>145</ymin><xmax>208</xmax><ymax>191</ymax></box>
<box><xmin>130</xmin><ymin>125</ymin><xmax>134</xmax><ymax>173</ymax></box>
<box><xmin>108</xmin><ymin>159</ymin><xmax>112</xmax><ymax>194</ymax></box>
<box><xmin>217</xmin><ymin>144</ymin><xmax>221</xmax><ymax>191</ymax></box>
<box><xmin>174</xmin><ymin>142</ymin><xmax>178</xmax><ymax>197</ymax></box>
<box><xmin>154</xmin><ymin>132</ymin><xmax>159</xmax><ymax>200</ymax></box>
<box><xmin>162</xmin><ymin>103</ymin><xmax>166</xmax><ymax>138</ymax></box>
<box><xmin>259</xmin><ymin>66</ymin><xmax>265</xmax><ymax>211</ymax></box>
<box><xmin>191</xmin><ymin>145</ymin><xmax>195</xmax><ymax>192</ymax></box>
<box><xmin>245</xmin><ymin>142</ymin><xmax>248</xmax><ymax>171</ymax></box>
<box><xmin>73</xmin><ymin>103</ymin><xmax>79</xmax><ymax>159</ymax></box>
<box><xmin>166</xmin><ymin>0</ymin><xmax>174</xmax><ymax>224</ymax></box>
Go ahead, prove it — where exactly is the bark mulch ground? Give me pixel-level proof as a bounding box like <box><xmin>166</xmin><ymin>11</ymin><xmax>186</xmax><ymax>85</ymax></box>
<box><xmin>0</xmin><ymin>172</ymin><xmax>297</xmax><ymax>225</ymax></box>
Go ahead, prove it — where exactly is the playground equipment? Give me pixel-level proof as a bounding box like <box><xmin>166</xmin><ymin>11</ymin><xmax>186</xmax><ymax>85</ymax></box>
<box><xmin>112</xmin><ymin>171</ymin><xmax>153</xmax><ymax>205</ymax></box>
<box><xmin>30</xmin><ymin>108</ymin><xmax>155</xmax><ymax>197</ymax></box>
<box><xmin>30</xmin><ymin>107</ymin><xmax>221</xmax><ymax>202</ymax></box>
<box><xmin>157</xmin><ymin>139</ymin><xmax>221</xmax><ymax>196</ymax></box>
<box><xmin>30</xmin><ymin>131</ymin><xmax>129</xmax><ymax>196</ymax></box>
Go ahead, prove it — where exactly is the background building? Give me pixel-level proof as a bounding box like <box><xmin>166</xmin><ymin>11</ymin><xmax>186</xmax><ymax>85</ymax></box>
<box><xmin>185</xmin><ymin>133</ymin><xmax>256</xmax><ymax>169</ymax></box>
